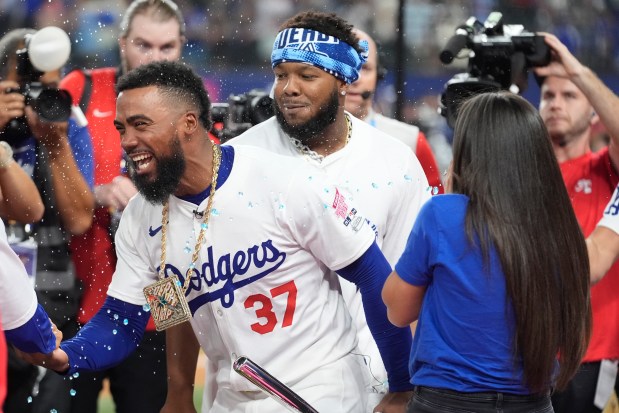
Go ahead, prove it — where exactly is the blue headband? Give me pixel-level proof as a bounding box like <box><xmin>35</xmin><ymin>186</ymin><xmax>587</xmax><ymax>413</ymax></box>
<box><xmin>271</xmin><ymin>28</ymin><xmax>368</xmax><ymax>84</ymax></box>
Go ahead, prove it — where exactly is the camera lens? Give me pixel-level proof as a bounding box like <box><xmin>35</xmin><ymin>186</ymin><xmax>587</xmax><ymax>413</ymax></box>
<box><xmin>249</xmin><ymin>95</ymin><xmax>274</xmax><ymax>124</ymax></box>
<box><xmin>32</xmin><ymin>88</ymin><xmax>72</xmax><ymax>122</ymax></box>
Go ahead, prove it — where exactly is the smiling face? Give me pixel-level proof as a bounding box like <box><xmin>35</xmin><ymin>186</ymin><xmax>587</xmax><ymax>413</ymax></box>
<box><xmin>119</xmin><ymin>14</ymin><xmax>184</xmax><ymax>72</ymax></box>
<box><xmin>272</xmin><ymin>62</ymin><xmax>343</xmax><ymax>143</ymax></box>
<box><xmin>114</xmin><ymin>86</ymin><xmax>186</xmax><ymax>204</ymax></box>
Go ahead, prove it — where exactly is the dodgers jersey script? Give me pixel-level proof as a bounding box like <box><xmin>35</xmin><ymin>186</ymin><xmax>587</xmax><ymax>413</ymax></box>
<box><xmin>108</xmin><ymin>145</ymin><xmax>375</xmax><ymax>396</ymax></box>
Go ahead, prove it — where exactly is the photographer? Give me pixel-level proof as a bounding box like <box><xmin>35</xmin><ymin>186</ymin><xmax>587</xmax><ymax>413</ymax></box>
<box><xmin>535</xmin><ymin>32</ymin><xmax>619</xmax><ymax>413</ymax></box>
<box><xmin>0</xmin><ymin>28</ymin><xmax>94</xmax><ymax>413</ymax></box>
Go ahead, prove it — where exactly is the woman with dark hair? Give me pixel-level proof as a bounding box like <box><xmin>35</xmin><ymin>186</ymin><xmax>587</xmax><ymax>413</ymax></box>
<box><xmin>382</xmin><ymin>91</ymin><xmax>592</xmax><ymax>412</ymax></box>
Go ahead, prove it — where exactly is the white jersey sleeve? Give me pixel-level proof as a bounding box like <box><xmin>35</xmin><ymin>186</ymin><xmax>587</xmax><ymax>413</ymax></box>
<box><xmin>598</xmin><ymin>184</ymin><xmax>619</xmax><ymax>235</ymax></box>
<box><xmin>0</xmin><ymin>220</ymin><xmax>38</xmax><ymax>330</ymax></box>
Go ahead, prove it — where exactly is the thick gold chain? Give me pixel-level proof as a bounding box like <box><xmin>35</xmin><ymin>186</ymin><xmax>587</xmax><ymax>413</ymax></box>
<box><xmin>158</xmin><ymin>142</ymin><xmax>222</xmax><ymax>294</ymax></box>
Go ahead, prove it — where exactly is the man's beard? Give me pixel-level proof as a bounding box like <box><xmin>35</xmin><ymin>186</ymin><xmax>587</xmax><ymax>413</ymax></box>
<box><xmin>130</xmin><ymin>135</ymin><xmax>185</xmax><ymax>205</ymax></box>
<box><xmin>274</xmin><ymin>89</ymin><xmax>339</xmax><ymax>145</ymax></box>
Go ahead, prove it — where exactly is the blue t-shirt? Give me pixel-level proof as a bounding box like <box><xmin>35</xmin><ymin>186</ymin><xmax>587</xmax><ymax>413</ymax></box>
<box><xmin>11</xmin><ymin>118</ymin><xmax>94</xmax><ymax>188</ymax></box>
<box><xmin>395</xmin><ymin>194</ymin><xmax>529</xmax><ymax>394</ymax></box>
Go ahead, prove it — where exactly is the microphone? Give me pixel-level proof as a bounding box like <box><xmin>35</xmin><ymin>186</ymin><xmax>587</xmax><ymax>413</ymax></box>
<box><xmin>360</xmin><ymin>90</ymin><xmax>373</xmax><ymax>100</ymax></box>
<box><xmin>193</xmin><ymin>209</ymin><xmax>205</xmax><ymax>219</ymax></box>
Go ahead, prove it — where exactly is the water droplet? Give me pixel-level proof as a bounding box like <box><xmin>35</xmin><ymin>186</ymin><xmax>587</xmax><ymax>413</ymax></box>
<box><xmin>112</xmin><ymin>329</ymin><xmax>117</xmax><ymax>335</ymax></box>
<box><xmin>107</xmin><ymin>346</ymin><xmax>112</xmax><ymax>350</ymax></box>
<box><xmin>371</xmin><ymin>183</ymin><xmax>379</xmax><ymax>189</ymax></box>
<box><xmin>323</xmin><ymin>188</ymin><xmax>330</xmax><ymax>193</ymax></box>
<box><xmin>278</xmin><ymin>203</ymin><xmax>285</xmax><ymax>210</ymax></box>
<box><xmin>50</xmin><ymin>410</ymin><xmax>57</xmax><ymax>413</ymax></box>
<box><xmin>70</xmin><ymin>389</ymin><xmax>77</xmax><ymax>396</ymax></box>
<box><xmin>404</xmin><ymin>174</ymin><xmax>412</xmax><ymax>181</ymax></box>
<box><xmin>201</xmin><ymin>222</ymin><xmax>208</xmax><ymax>229</ymax></box>
<box><xmin>387</xmin><ymin>181</ymin><xmax>393</xmax><ymax>186</ymax></box>
<box><xmin>27</xmin><ymin>397</ymin><xmax>33</xmax><ymax>404</ymax></box>
<box><xmin>238</xmin><ymin>191</ymin><xmax>244</xmax><ymax>196</ymax></box>
<box><xmin>183</xmin><ymin>246</ymin><xmax>191</xmax><ymax>254</ymax></box>
<box><xmin>123</xmin><ymin>319</ymin><xmax>129</xmax><ymax>326</ymax></box>
<box><xmin>212</xmin><ymin>209</ymin><xmax>220</xmax><ymax>216</ymax></box>
<box><xmin>113</xmin><ymin>314</ymin><xmax>119</xmax><ymax>320</ymax></box>
<box><xmin>72</xmin><ymin>372</ymin><xmax>80</xmax><ymax>378</ymax></box>
<box><xmin>143</xmin><ymin>304</ymin><xmax>151</xmax><ymax>312</ymax></box>
<box><xmin>248</xmin><ymin>202</ymin><xmax>254</xmax><ymax>208</ymax></box>
<box><xmin>432</xmin><ymin>186</ymin><xmax>439</xmax><ymax>195</ymax></box>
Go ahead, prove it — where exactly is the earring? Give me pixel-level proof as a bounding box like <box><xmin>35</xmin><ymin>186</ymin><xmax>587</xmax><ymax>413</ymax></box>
<box><xmin>340</xmin><ymin>90</ymin><xmax>347</xmax><ymax>96</ymax></box>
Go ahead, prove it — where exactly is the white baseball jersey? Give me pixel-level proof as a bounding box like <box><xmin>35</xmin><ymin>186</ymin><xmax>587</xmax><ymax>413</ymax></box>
<box><xmin>0</xmin><ymin>219</ymin><xmax>39</xmax><ymax>330</ymax></box>
<box><xmin>108</xmin><ymin>145</ymin><xmax>376</xmax><ymax>412</ymax></box>
<box><xmin>228</xmin><ymin>114</ymin><xmax>431</xmax><ymax>390</ymax></box>
<box><xmin>598</xmin><ymin>184</ymin><xmax>619</xmax><ymax>234</ymax></box>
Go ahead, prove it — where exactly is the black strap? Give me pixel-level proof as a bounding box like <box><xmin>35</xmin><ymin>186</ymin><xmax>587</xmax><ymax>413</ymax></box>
<box><xmin>78</xmin><ymin>70</ymin><xmax>93</xmax><ymax>113</ymax></box>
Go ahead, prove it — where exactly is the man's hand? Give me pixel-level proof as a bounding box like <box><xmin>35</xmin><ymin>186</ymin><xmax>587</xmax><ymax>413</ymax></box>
<box><xmin>373</xmin><ymin>390</ymin><xmax>413</xmax><ymax>413</ymax></box>
<box><xmin>51</xmin><ymin>321</ymin><xmax>63</xmax><ymax>349</ymax></box>
<box><xmin>15</xmin><ymin>346</ymin><xmax>70</xmax><ymax>373</ymax></box>
<box><xmin>0</xmin><ymin>80</ymin><xmax>25</xmax><ymax>130</ymax></box>
<box><xmin>24</xmin><ymin>105</ymin><xmax>69</xmax><ymax>151</ymax></box>
<box><xmin>94</xmin><ymin>175</ymin><xmax>138</xmax><ymax>211</ymax></box>
<box><xmin>534</xmin><ymin>32</ymin><xmax>586</xmax><ymax>80</ymax></box>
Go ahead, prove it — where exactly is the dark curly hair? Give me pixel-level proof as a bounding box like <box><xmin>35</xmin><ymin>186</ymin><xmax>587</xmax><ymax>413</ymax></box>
<box><xmin>116</xmin><ymin>61</ymin><xmax>212</xmax><ymax>131</ymax></box>
<box><xmin>279</xmin><ymin>11</ymin><xmax>363</xmax><ymax>55</ymax></box>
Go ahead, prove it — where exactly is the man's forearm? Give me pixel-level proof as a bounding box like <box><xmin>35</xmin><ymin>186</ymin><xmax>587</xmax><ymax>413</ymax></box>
<box><xmin>60</xmin><ymin>296</ymin><xmax>149</xmax><ymax>375</ymax></box>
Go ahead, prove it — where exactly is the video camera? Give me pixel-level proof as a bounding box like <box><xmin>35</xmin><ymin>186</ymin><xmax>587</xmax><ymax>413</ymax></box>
<box><xmin>211</xmin><ymin>89</ymin><xmax>274</xmax><ymax>143</ymax></box>
<box><xmin>3</xmin><ymin>26</ymin><xmax>73</xmax><ymax>146</ymax></box>
<box><xmin>438</xmin><ymin>11</ymin><xmax>551</xmax><ymax>128</ymax></box>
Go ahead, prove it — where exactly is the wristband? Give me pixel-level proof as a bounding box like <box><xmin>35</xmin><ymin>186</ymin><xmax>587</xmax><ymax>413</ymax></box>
<box><xmin>0</xmin><ymin>141</ymin><xmax>14</xmax><ymax>169</ymax></box>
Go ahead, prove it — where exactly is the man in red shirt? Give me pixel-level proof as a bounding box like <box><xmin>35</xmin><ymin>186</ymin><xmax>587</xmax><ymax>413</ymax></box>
<box><xmin>345</xmin><ymin>28</ymin><xmax>444</xmax><ymax>194</ymax></box>
<box><xmin>59</xmin><ymin>1</ymin><xmax>185</xmax><ymax>411</ymax></box>
<box><xmin>535</xmin><ymin>32</ymin><xmax>619</xmax><ymax>413</ymax></box>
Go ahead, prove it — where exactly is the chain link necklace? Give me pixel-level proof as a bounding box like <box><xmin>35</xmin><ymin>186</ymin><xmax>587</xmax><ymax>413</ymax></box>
<box><xmin>288</xmin><ymin>114</ymin><xmax>352</xmax><ymax>163</ymax></box>
<box><xmin>143</xmin><ymin>142</ymin><xmax>222</xmax><ymax>331</ymax></box>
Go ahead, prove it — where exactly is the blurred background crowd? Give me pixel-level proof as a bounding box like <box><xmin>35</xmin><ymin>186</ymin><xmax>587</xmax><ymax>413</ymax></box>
<box><xmin>2</xmin><ymin>0</ymin><xmax>618</xmax><ymax>110</ymax></box>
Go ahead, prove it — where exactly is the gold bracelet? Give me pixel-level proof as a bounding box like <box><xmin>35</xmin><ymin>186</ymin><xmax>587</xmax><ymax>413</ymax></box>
<box><xmin>0</xmin><ymin>141</ymin><xmax>14</xmax><ymax>169</ymax></box>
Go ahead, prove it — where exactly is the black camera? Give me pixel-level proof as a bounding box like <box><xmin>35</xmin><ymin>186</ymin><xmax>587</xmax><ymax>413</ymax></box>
<box><xmin>211</xmin><ymin>89</ymin><xmax>274</xmax><ymax>143</ymax></box>
<box><xmin>438</xmin><ymin>11</ymin><xmax>551</xmax><ymax>128</ymax></box>
<box><xmin>2</xmin><ymin>27</ymin><xmax>73</xmax><ymax>146</ymax></box>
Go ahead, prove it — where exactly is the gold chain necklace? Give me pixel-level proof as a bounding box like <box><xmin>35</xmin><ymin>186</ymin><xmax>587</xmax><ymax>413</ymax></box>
<box><xmin>143</xmin><ymin>142</ymin><xmax>222</xmax><ymax>331</ymax></box>
<box><xmin>288</xmin><ymin>114</ymin><xmax>352</xmax><ymax>163</ymax></box>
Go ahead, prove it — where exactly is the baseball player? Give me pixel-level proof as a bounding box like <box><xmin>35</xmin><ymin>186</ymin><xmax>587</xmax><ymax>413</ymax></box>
<box><xmin>225</xmin><ymin>13</ymin><xmax>430</xmax><ymax>411</ymax></box>
<box><xmin>164</xmin><ymin>12</ymin><xmax>429</xmax><ymax>413</ymax></box>
<box><xmin>27</xmin><ymin>61</ymin><xmax>413</xmax><ymax>413</ymax></box>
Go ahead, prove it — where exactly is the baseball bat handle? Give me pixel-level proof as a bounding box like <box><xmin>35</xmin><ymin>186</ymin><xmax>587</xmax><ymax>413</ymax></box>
<box><xmin>233</xmin><ymin>356</ymin><xmax>320</xmax><ymax>413</ymax></box>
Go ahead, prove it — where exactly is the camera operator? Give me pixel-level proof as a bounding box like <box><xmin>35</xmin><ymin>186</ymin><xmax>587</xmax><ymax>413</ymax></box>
<box><xmin>535</xmin><ymin>32</ymin><xmax>619</xmax><ymax>413</ymax></box>
<box><xmin>0</xmin><ymin>28</ymin><xmax>94</xmax><ymax>413</ymax></box>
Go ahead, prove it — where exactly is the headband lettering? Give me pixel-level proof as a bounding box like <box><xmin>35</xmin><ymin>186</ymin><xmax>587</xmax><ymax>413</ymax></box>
<box><xmin>272</xmin><ymin>28</ymin><xmax>368</xmax><ymax>84</ymax></box>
